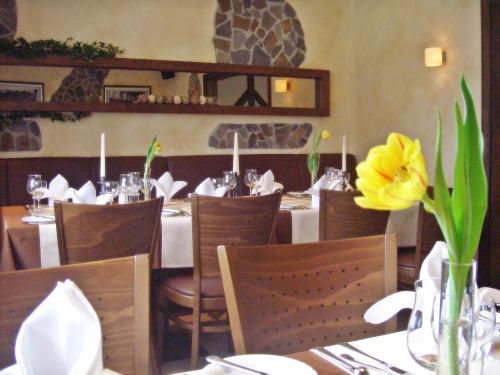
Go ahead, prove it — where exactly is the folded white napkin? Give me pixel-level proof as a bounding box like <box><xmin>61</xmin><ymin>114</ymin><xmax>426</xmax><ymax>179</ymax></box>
<box><xmin>306</xmin><ymin>175</ymin><xmax>332</xmax><ymax>208</ymax></box>
<box><xmin>257</xmin><ymin>170</ymin><xmax>283</xmax><ymax>195</ymax></box>
<box><xmin>65</xmin><ymin>181</ymin><xmax>113</xmax><ymax>205</ymax></box>
<box><xmin>0</xmin><ymin>280</ymin><xmax>119</xmax><ymax>375</ymax></box>
<box><xmin>41</xmin><ymin>174</ymin><xmax>69</xmax><ymax>206</ymax></box>
<box><xmin>152</xmin><ymin>172</ymin><xmax>187</xmax><ymax>201</ymax></box>
<box><xmin>194</xmin><ymin>178</ymin><xmax>228</xmax><ymax>197</ymax></box>
<box><xmin>364</xmin><ymin>241</ymin><xmax>500</xmax><ymax>324</ymax></box>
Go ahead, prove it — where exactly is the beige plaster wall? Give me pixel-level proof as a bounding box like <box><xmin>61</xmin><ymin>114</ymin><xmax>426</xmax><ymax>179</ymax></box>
<box><xmin>1</xmin><ymin>0</ymin><xmax>481</xmax><ymax>177</ymax></box>
<box><xmin>350</xmin><ymin>0</ymin><xmax>481</xmax><ymax>182</ymax></box>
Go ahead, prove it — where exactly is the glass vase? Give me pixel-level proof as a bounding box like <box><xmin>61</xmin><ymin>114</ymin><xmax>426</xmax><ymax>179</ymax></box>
<box><xmin>142</xmin><ymin>172</ymin><xmax>153</xmax><ymax>201</ymax></box>
<box><xmin>436</xmin><ymin>259</ymin><xmax>477</xmax><ymax>375</ymax></box>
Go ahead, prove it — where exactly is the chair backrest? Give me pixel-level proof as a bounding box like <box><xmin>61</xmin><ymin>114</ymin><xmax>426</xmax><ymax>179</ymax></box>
<box><xmin>0</xmin><ymin>255</ymin><xmax>150</xmax><ymax>375</ymax></box>
<box><xmin>319</xmin><ymin>190</ymin><xmax>390</xmax><ymax>241</ymax></box>
<box><xmin>191</xmin><ymin>192</ymin><xmax>281</xmax><ymax>278</ymax></box>
<box><xmin>54</xmin><ymin>198</ymin><xmax>163</xmax><ymax>265</ymax></box>
<box><xmin>218</xmin><ymin>234</ymin><xmax>397</xmax><ymax>355</ymax></box>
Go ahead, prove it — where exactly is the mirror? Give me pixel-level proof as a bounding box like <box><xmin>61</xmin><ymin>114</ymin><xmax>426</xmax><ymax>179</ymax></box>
<box><xmin>0</xmin><ymin>56</ymin><xmax>329</xmax><ymax>117</ymax></box>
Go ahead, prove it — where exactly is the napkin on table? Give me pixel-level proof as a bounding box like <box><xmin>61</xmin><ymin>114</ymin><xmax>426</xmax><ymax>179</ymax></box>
<box><xmin>65</xmin><ymin>181</ymin><xmax>113</xmax><ymax>205</ymax></box>
<box><xmin>306</xmin><ymin>175</ymin><xmax>333</xmax><ymax>208</ymax></box>
<box><xmin>41</xmin><ymin>174</ymin><xmax>69</xmax><ymax>206</ymax></box>
<box><xmin>0</xmin><ymin>280</ymin><xmax>119</xmax><ymax>375</ymax></box>
<box><xmin>257</xmin><ymin>170</ymin><xmax>283</xmax><ymax>195</ymax></box>
<box><xmin>152</xmin><ymin>172</ymin><xmax>187</xmax><ymax>201</ymax></box>
<box><xmin>194</xmin><ymin>178</ymin><xmax>228</xmax><ymax>197</ymax></box>
<box><xmin>364</xmin><ymin>241</ymin><xmax>500</xmax><ymax>324</ymax></box>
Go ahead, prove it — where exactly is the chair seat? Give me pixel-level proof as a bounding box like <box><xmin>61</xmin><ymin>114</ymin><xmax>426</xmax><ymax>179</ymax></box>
<box><xmin>162</xmin><ymin>274</ymin><xmax>225</xmax><ymax>298</ymax></box>
<box><xmin>397</xmin><ymin>247</ymin><xmax>416</xmax><ymax>268</ymax></box>
<box><xmin>161</xmin><ymin>274</ymin><xmax>227</xmax><ymax>312</ymax></box>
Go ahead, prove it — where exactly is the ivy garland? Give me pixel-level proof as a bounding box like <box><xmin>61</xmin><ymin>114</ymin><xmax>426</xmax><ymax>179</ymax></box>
<box><xmin>0</xmin><ymin>37</ymin><xmax>124</xmax><ymax>61</ymax></box>
<box><xmin>0</xmin><ymin>37</ymin><xmax>123</xmax><ymax>124</ymax></box>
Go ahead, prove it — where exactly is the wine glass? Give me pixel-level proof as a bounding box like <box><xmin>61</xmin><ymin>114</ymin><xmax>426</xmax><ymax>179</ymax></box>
<box><xmin>324</xmin><ymin>167</ymin><xmax>340</xmax><ymax>187</ymax></box>
<box><xmin>26</xmin><ymin>174</ymin><xmax>42</xmax><ymax>213</ymax></box>
<box><xmin>223</xmin><ymin>171</ymin><xmax>237</xmax><ymax>197</ymax></box>
<box><xmin>102</xmin><ymin>181</ymin><xmax>119</xmax><ymax>203</ymax></box>
<box><xmin>35</xmin><ymin>180</ymin><xmax>47</xmax><ymax>210</ymax></box>
<box><xmin>470</xmin><ymin>299</ymin><xmax>497</xmax><ymax>373</ymax></box>
<box><xmin>244</xmin><ymin>169</ymin><xmax>258</xmax><ymax>196</ymax></box>
<box><xmin>407</xmin><ymin>278</ymin><xmax>440</xmax><ymax>370</ymax></box>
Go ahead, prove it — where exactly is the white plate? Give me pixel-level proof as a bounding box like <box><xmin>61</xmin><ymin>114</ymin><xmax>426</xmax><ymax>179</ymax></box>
<box><xmin>287</xmin><ymin>191</ymin><xmax>310</xmax><ymax>198</ymax></box>
<box><xmin>22</xmin><ymin>215</ymin><xmax>55</xmax><ymax>224</ymax></box>
<box><xmin>222</xmin><ymin>354</ymin><xmax>317</xmax><ymax>375</ymax></box>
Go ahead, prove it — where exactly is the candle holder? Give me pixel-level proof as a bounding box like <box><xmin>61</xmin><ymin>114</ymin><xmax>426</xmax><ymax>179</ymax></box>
<box><xmin>97</xmin><ymin>176</ymin><xmax>107</xmax><ymax>194</ymax></box>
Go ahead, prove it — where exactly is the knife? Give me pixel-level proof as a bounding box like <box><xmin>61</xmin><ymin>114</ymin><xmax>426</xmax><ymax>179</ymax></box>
<box><xmin>311</xmin><ymin>347</ymin><xmax>369</xmax><ymax>375</ymax></box>
<box><xmin>338</xmin><ymin>342</ymin><xmax>411</xmax><ymax>375</ymax></box>
<box><xmin>206</xmin><ymin>355</ymin><xmax>270</xmax><ymax>375</ymax></box>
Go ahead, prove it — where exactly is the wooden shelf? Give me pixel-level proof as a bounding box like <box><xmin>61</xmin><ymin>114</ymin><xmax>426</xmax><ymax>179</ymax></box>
<box><xmin>0</xmin><ymin>55</ymin><xmax>330</xmax><ymax>117</ymax></box>
<box><xmin>0</xmin><ymin>101</ymin><xmax>326</xmax><ymax>117</ymax></box>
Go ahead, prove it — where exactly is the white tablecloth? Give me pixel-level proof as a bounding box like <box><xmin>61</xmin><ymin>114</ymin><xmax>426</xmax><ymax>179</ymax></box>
<box><xmin>37</xmin><ymin>200</ymin><xmax>419</xmax><ymax>269</ymax></box>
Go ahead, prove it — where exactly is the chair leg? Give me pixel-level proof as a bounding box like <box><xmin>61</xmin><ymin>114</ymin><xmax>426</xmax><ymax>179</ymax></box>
<box><xmin>191</xmin><ymin>305</ymin><xmax>201</xmax><ymax>369</ymax></box>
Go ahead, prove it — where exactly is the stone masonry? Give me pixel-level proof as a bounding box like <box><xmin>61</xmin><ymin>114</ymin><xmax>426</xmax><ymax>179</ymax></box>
<box><xmin>214</xmin><ymin>0</ymin><xmax>306</xmax><ymax>67</ymax></box>
<box><xmin>209</xmin><ymin>123</ymin><xmax>312</xmax><ymax>149</ymax></box>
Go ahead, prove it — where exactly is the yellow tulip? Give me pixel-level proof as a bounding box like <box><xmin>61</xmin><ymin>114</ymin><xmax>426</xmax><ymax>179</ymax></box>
<box><xmin>354</xmin><ymin>133</ymin><xmax>428</xmax><ymax>210</ymax></box>
<box><xmin>321</xmin><ymin>129</ymin><xmax>331</xmax><ymax>140</ymax></box>
<box><xmin>155</xmin><ymin>142</ymin><xmax>162</xmax><ymax>154</ymax></box>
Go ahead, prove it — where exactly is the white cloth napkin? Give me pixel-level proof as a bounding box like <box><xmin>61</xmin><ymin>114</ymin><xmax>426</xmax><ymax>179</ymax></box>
<box><xmin>364</xmin><ymin>241</ymin><xmax>500</xmax><ymax>324</ymax></box>
<box><xmin>65</xmin><ymin>181</ymin><xmax>113</xmax><ymax>205</ymax></box>
<box><xmin>306</xmin><ymin>175</ymin><xmax>332</xmax><ymax>208</ymax></box>
<box><xmin>257</xmin><ymin>170</ymin><xmax>283</xmax><ymax>195</ymax></box>
<box><xmin>0</xmin><ymin>280</ymin><xmax>120</xmax><ymax>375</ymax></box>
<box><xmin>152</xmin><ymin>172</ymin><xmax>187</xmax><ymax>201</ymax></box>
<box><xmin>41</xmin><ymin>174</ymin><xmax>69</xmax><ymax>206</ymax></box>
<box><xmin>194</xmin><ymin>178</ymin><xmax>228</xmax><ymax>197</ymax></box>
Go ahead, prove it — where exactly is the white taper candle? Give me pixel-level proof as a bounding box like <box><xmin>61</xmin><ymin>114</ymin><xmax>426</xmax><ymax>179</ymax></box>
<box><xmin>342</xmin><ymin>134</ymin><xmax>347</xmax><ymax>171</ymax></box>
<box><xmin>100</xmin><ymin>132</ymin><xmax>106</xmax><ymax>178</ymax></box>
<box><xmin>232</xmin><ymin>132</ymin><xmax>240</xmax><ymax>175</ymax></box>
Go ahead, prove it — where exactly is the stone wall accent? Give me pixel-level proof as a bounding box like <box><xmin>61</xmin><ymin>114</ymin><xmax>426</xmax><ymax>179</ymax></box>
<box><xmin>214</xmin><ymin>0</ymin><xmax>306</xmax><ymax>67</ymax></box>
<box><xmin>0</xmin><ymin>0</ymin><xmax>16</xmax><ymax>40</ymax></box>
<box><xmin>51</xmin><ymin>68</ymin><xmax>109</xmax><ymax>103</ymax></box>
<box><xmin>0</xmin><ymin>120</ymin><xmax>41</xmax><ymax>151</ymax></box>
<box><xmin>209</xmin><ymin>123</ymin><xmax>312</xmax><ymax>149</ymax></box>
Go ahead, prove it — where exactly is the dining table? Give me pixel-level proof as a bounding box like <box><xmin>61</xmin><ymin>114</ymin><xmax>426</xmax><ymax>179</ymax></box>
<box><xmin>174</xmin><ymin>330</ymin><xmax>433</xmax><ymax>374</ymax></box>
<box><xmin>0</xmin><ymin>195</ymin><xmax>418</xmax><ymax>271</ymax></box>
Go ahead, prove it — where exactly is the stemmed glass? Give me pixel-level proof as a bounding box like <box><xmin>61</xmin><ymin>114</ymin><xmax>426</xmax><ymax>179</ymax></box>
<box><xmin>101</xmin><ymin>181</ymin><xmax>119</xmax><ymax>204</ymax></box>
<box><xmin>223</xmin><ymin>171</ymin><xmax>237</xmax><ymax>197</ymax></box>
<box><xmin>244</xmin><ymin>169</ymin><xmax>258</xmax><ymax>196</ymax></box>
<box><xmin>325</xmin><ymin>167</ymin><xmax>340</xmax><ymax>187</ymax></box>
<box><xmin>26</xmin><ymin>175</ymin><xmax>46</xmax><ymax>213</ymax></box>
<box><xmin>471</xmin><ymin>299</ymin><xmax>497</xmax><ymax>374</ymax></box>
<box><xmin>407</xmin><ymin>278</ymin><xmax>440</xmax><ymax>371</ymax></box>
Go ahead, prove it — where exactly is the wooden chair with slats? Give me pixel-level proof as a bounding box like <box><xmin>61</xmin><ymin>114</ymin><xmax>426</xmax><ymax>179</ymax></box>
<box><xmin>159</xmin><ymin>192</ymin><xmax>282</xmax><ymax>368</ymax></box>
<box><xmin>0</xmin><ymin>255</ymin><xmax>150</xmax><ymax>375</ymax></box>
<box><xmin>54</xmin><ymin>197</ymin><xmax>163</xmax><ymax>265</ymax></box>
<box><xmin>218</xmin><ymin>234</ymin><xmax>397</xmax><ymax>355</ymax></box>
<box><xmin>319</xmin><ymin>190</ymin><xmax>390</xmax><ymax>240</ymax></box>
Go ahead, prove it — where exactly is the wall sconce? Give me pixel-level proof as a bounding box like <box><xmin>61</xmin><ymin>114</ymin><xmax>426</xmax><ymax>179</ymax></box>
<box><xmin>274</xmin><ymin>79</ymin><xmax>289</xmax><ymax>93</ymax></box>
<box><xmin>425</xmin><ymin>47</ymin><xmax>444</xmax><ymax>67</ymax></box>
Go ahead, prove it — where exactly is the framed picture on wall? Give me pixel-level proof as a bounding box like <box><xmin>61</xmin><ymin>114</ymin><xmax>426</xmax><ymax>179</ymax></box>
<box><xmin>0</xmin><ymin>81</ymin><xmax>44</xmax><ymax>102</ymax></box>
<box><xmin>103</xmin><ymin>85</ymin><xmax>151</xmax><ymax>103</ymax></box>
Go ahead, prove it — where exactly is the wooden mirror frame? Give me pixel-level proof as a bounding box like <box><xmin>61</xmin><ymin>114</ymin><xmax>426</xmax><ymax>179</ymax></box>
<box><xmin>0</xmin><ymin>55</ymin><xmax>330</xmax><ymax>117</ymax></box>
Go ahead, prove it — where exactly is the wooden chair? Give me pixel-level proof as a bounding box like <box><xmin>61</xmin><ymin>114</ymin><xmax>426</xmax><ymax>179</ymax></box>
<box><xmin>160</xmin><ymin>192</ymin><xmax>282</xmax><ymax>368</ymax></box>
<box><xmin>319</xmin><ymin>190</ymin><xmax>390</xmax><ymax>240</ymax></box>
<box><xmin>0</xmin><ymin>255</ymin><xmax>150</xmax><ymax>375</ymax></box>
<box><xmin>54</xmin><ymin>197</ymin><xmax>163</xmax><ymax>265</ymax></box>
<box><xmin>218</xmin><ymin>234</ymin><xmax>397</xmax><ymax>355</ymax></box>
<box><xmin>398</xmin><ymin>202</ymin><xmax>444</xmax><ymax>289</ymax></box>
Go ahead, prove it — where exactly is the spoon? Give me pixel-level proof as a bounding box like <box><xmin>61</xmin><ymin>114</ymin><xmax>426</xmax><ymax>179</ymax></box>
<box><xmin>340</xmin><ymin>353</ymin><xmax>393</xmax><ymax>374</ymax></box>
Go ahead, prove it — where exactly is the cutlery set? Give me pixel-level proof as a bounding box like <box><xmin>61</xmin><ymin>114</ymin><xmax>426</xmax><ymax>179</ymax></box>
<box><xmin>311</xmin><ymin>343</ymin><xmax>412</xmax><ymax>375</ymax></box>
